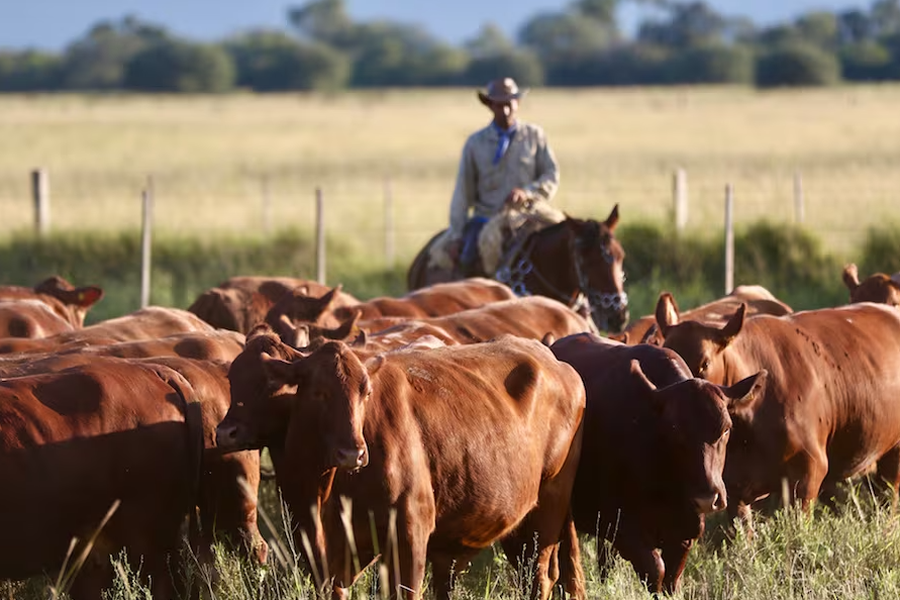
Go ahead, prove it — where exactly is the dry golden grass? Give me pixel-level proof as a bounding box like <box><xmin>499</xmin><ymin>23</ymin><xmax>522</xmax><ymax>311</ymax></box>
<box><xmin>1</xmin><ymin>86</ymin><xmax>899</xmax><ymax>261</ymax></box>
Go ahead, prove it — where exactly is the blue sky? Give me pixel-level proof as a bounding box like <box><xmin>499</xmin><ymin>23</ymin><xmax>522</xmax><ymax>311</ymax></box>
<box><xmin>0</xmin><ymin>1</ymin><xmax>869</xmax><ymax>50</ymax></box>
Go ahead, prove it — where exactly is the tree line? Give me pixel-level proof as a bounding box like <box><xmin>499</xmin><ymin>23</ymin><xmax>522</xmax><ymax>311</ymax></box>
<box><xmin>3</xmin><ymin>0</ymin><xmax>900</xmax><ymax>93</ymax></box>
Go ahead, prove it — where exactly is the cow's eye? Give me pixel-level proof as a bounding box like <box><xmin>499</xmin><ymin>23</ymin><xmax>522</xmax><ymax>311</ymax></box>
<box><xmin>699</xmin><ymin>359</ymin><xmax>710</xmax><ymax>374</ymax></box>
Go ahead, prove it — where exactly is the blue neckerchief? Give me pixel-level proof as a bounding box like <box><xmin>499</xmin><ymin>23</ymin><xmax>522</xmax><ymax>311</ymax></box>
<box><xmin>492</xmin><ymin>122</ymin><xmax>517</xmax><ymax>165</ymax></box>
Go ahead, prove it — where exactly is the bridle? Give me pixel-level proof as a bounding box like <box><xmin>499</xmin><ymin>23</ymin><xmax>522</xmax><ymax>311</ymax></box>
<box><xmin>494</xmin><ymin>226</ymin><xmax>628</xmax><ymax>332</ymax></box>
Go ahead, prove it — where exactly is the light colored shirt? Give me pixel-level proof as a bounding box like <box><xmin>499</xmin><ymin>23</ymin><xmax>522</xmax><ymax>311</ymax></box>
<box><xmin>448</xmin><ymin>121</ymin><xmax>560</xmax><ymax>241</ymax></box>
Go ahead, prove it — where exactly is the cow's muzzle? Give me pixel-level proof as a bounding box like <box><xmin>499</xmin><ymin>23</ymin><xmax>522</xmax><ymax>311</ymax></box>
<box><xmin>333</xmin><ymin>444</ymin><xmax>369</xmax><ymax>471</ymax></box>
<box><xmin>216</xmin><ymin>422</ymin><xmax>252</xmax><ymax>452</ymax></box>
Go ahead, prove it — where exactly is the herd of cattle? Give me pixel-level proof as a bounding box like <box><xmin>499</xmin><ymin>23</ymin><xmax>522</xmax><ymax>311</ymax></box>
<box><xmin>0</xmin><ymin>266</ymin><xmax>899</xmax><ymax>599</ymax></box>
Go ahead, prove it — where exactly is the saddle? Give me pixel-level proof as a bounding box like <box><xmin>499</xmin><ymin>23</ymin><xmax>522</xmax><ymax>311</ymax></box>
<box><xmin>477</xmin><ymin>200</ymin><xmax>566</xmax><ymax>280</ymax></box>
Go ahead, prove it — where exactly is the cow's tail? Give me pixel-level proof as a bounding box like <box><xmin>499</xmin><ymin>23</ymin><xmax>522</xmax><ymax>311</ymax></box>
<box><xmin>153</xmin><ymin>365</ymin><xmax>206</xmax><ymax>551</ymax></box>
<box><xmin>558</xmin><ymin>509</ymin><xmax>586</xmax><ymax>599</ymax></box>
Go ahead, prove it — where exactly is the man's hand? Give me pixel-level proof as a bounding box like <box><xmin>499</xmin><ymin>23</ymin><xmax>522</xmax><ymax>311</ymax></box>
<box><xmin>504</xmin><ymin>188</ymin><xmax>531</xmax><ymax>209</ymax></box>
<box><xmin>447</xmin><ymin>239</ymin><xmax>463</xmax><ymax>263</ymax></box>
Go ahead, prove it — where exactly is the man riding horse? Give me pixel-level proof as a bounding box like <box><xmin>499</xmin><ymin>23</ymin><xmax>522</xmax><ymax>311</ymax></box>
<box><xmin>408</xmin><ymin>77</ymin><xmax>629</xmax><ymax>333</ymax></box>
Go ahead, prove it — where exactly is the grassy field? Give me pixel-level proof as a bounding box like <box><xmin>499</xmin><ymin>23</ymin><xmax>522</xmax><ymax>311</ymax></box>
<box><xmin>1</xmin><ymin>86</ymin><xmax>900</xmax><ymax>263</ymax></box>
<box><xmin>3</xmin><ymin>87</ymin><xmax>900</xmax><ymax>598</ymax></box>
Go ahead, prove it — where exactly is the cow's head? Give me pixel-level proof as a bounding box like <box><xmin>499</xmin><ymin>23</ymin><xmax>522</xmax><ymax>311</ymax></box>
<box><xmin>33</xmin><ymin>276</ymin><xmax>104</xmax><ymax>327</ymax></box>
<box><xmin>842</xmin><ymin>264</ymin><xmax>900</xmax><ymax>307</ymax></box>
<box><xmin>263</xmin><ymin>285</ymin><xmax>345</xmax><ymax>332</ymax></box>
<box><xmin>272</xmin><ymin>340</ymin><xmax>372</xmax><ymax>470</ymax></box>
<box><xmin>216</xmin><ymin>325</ymin><xmax>305</xmax><ymax>452</ymax></box>
<box><xmin>631</xmin><ymin>360</ymin><xmax>767</xmax><ymax>514</ymax></box>
<box><xmin>656</xmin><ymin>293</ymin><xmax>746</xmax><ymax>381</ymax></box>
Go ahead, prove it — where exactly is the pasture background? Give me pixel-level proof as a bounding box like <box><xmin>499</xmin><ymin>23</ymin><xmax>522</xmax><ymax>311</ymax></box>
<box><xmin>3</xmin><ymin>87</ymin><xmax>900</xmax><ymax>597</ymax></box>
<box><xmin>3</xmin><ymin>86</ymin><xmax>900</xmax><ymax>320</ymax></box>
<box><xmin>1</xmin><ymin>86</ymin><xmax>899</xmax><ymax>256</ymax></box>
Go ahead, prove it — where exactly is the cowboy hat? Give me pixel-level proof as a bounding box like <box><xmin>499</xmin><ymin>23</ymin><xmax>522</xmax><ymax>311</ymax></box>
<box><xmin>477</xmin><ymin>77</ymin><xmax>528</xmax><ymax>106</ymax></box>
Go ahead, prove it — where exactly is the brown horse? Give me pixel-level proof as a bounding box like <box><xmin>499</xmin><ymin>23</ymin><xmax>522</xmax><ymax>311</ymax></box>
<box><xmin>408</xmin><ymin>205</ymin><xmax>629</xmax><ymax>333</ymax></box>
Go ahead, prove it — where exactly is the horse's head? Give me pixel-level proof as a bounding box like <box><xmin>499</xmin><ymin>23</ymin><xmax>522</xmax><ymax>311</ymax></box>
<box><xmin>569</xmin><ymin>205</ymin><xmax>629</xmax><ymax>333</ymax></box>
<box><xmin>528</xmin><ymin>205</ymin><xmax>629</xmax><ymax>333</ymax></box>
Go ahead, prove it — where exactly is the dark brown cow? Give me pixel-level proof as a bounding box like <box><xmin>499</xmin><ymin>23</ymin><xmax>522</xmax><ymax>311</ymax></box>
<box><xmin>0</xmin><ymin>354</ymin><xmax>266</xmax><ymax>567</ymax></box>
<box><xmin>0</xmin><ymin>306</ymin><xmax>215</xmax><ymax>355</ymax></box>
<box><xmin>842</xmin><ymin>263</ymin><xmax>900</xmax><ymax>307</ymax></box>
<box><xmin>657</xmin><ymin>298</ymin><xmax>900</xmax><ymax>526</ymax></box>
<box><xmin>617</xmin><ymin>285</ymin><xmax>793</xmax><ymax>346</ymax></box>
<box><xmin>265</xmin><ymin>277</ymin><xmax>517</xmax><ymax>330</ymax></box>
<box><xmin>0</xmin><ymin>276</ymin><xmax>103</xmax><ymax>328</ymax></box>
<box><xmin>297</xmin><ymin>296</ymin><xmax>590</xmax><ymax>349</ymax></box>
<box><xmin>188</xmin><ymin>276</ymin><xmax>360</xmax><ymax>333</ymax></box>
<box><xmin>0</xmin><ymin>361</ymin><xmax>203</xmax><ymax>599</ymax></box>
<box><xmin>0</xmin><ymin>300</ymin><xmax>75</xmax><ymax>338</ymax></box>
<box><xmin>216</xmin><ymin>330</ymin><xmax>586</xmax><ymax>599</ymax></box>
<box><xmin>550</xmin><ymin>332</ymin><xmax>765</xmax><ymax>594</ymax></box>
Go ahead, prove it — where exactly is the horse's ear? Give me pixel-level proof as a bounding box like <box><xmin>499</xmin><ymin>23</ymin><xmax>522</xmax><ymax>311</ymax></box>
<box><xmin>842</xmin><ymin>264</ymin><xmax>860</xmax><ymax>292</ymax></box>
<box><xmin>604</xmin><ymin>204</ymin><xmax>620</xmax><ymax>233</ymax></box>
<box><xmin>655</xmin><ymin>292</ymin><xmax>679</xmax><ymax>338</ymax></box>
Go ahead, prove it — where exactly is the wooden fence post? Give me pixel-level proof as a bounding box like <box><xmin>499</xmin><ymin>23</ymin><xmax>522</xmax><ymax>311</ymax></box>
<box><xmin>140</xmin><ymin>181</ymin><xmax>154</xmax><ymax>309</ymax></box>
<box><xmin>316</xmin><ymin>187</ymin><xmax>326</xmax><ymax>285</ymax></box>
<box><xmin>673</xmin><ymin>168</ymin><xmax>688</xmax><ymax>232</ymax></box>
<box><xmin>31</xmin><ymin>168</ymin><xmax>50</xmax><ymax>236</ymax></box>
<box><xmin>384</xmin><ymin>176</ymin><xmax>395</xmax><ymax>267</ymax></box>
<box><xmin>793</xmin><ymin>171</ymin><xmax>805</xmax><ymax>224</ymax></box>
<box><xmin>724</xmin><ymin>184</ymin><xmax>734</xmax><ymax>295</ymax></box>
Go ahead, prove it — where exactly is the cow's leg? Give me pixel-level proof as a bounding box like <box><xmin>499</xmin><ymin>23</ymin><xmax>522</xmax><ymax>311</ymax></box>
<box><xmin>875</xmin><ymin>443</ymin><xmax>900</xmax><ymax>511</ymax></box>
<box><xmin>385</xmin><ymin>499</ymin><xmax>432</xmax><ymax>599</ymax></box>
<box><xmin>430</xmin><ymin>550</ymin><xmax>479</xmax><ymax>600</ymax></box>
<box><xmin>659</xmin><ymin>538</ymin><xmax>694</xmax><ymax>594</ymax></box>
<box><xmin>613</xmin><ymin>534</ymin><xmax>664</xmax><ymax>595</ymax></box>
<box><xmin>727</xmin><ymin>500</ymin><xmax>755</xmax><ymax>539</ymax></box>
<box><xmin>791</xmin><ymin>451</ymin><xmax>829</xmax><ymax>511</ymax></box>
<box><xmin>504</xmin><ymin>427</ymin><xmax>585</xmax><ymax>600</ymax></box>
<box><xmin>68</xmin><ymin>561</ymin><xmax>114</xmax><ymax>600</ymax></box>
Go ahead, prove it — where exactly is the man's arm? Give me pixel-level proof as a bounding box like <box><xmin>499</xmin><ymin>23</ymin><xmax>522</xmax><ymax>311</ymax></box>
<box><xmin>522</xmin><ymin>127</ymin><xmax>560</xmax><ymax>202</ymax></box>
<box><xmin>448</xmin><ymin>139</ymin><xmax>477</xmax><ymax>240</ymax></box>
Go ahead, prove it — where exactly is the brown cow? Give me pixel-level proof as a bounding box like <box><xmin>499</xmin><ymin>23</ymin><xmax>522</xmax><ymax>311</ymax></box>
<box><xmin>216</xmin><ymin>330</ymin><xmax>586</xmax><ymax>599</ymax></box>
<box><xmin>0</xmin><ymin>360</ymin><xmax>204</xmax><ymax>599</ymax></box>
<box><xmin>657</xmin><ymin>298</ymin><xmax>900</xmax><ymax>527</ymax></box>
<box><xmin>264</xmin><ymin>277</ymin><xmax>517</xmax><ymax>330</ymax></box>
<box><xmin>0</xmin><ymin>275</ymin><xmax>103</xmax><ymax>328</ymax></box>
<box><xmin>617</xmin><ymin>285</ymin><xmax>793</xmax><ymax>346</ymax></box>
<box><xmin>0</xmin><ymin>354</ymin><xmax>266</xmax><ymax>567</ymax></box>
<box><xmin>0</xmin><ymin>306</ymin><xmax>215</xmax><ymax>355</ymax></box>
<box><xmin>842</xmin><ymin>263</ymin><xmax>900</xmax><ymax>307</ymax></box>
<box><xmin>551</xmin><ymin>332</ymin><xmax>766</xmax><ymax>594</ymax></box>
<box><xmin>188</xmin><ymin>276</ymin><xmax>360</xmax><ymax>333</ymax></box>
<box><xmin>293</xmin><ymin>296</ymin><xmax>590</xmax><ymax>350</ymax></box>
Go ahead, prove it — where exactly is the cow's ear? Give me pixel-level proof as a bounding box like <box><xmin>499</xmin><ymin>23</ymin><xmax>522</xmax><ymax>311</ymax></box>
<box><xmin>541</xmin><ymin>332</ymin><xmax>556</xmax><ymax>347</ymax></box>
<box><xmin>842</xmin><ymin>264</ymin><xmax>860</xmax><ymax>292</ymax></box>
<box><xmin>323</xmin><ymin>285</ymin><xmax>343</xmax><ymax>310</ymax></box>
<box><xmin>655</xmin><ymin>292</ymin><xmax>679</xmax><ymax>338</ymax></box>
<box><xmin>70</xmin><ymin>286</ymin><xmax>104</xmax><ymax>307</ymax></box>
<box><xmin>364</xmin><ymin>354</ymin><xmax>385</xmax><ymax>376</ymax></box>
<box><xmin>723</xmin><ymin>369</ymin><xmax>767</xmax><ymax>412</ymax></box>
<box><xmin>350</xmin><ymin>329</ymin><xmax>368</xmax><ymax>348</ymax></box>
<box><xmin>604</xmin><ymin>204</ymin><xmax>620</xmax><ymax>233</ymax></box>
<box><xmin>260</xmin><ymin>352</ymin><xmax>303</xmax><ymax>388</ymax></box>
<box><xmin>718</xmin><ymin>304</ymin><xmax>746</xmax><ymax>347</ymax></box>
